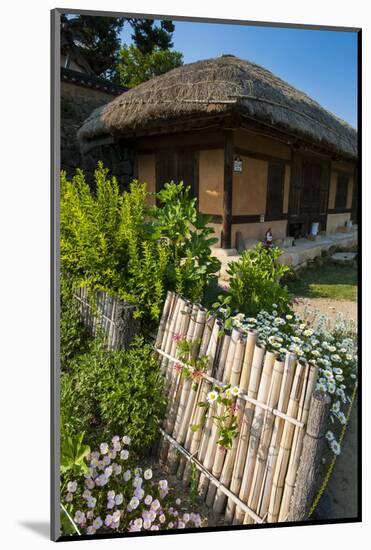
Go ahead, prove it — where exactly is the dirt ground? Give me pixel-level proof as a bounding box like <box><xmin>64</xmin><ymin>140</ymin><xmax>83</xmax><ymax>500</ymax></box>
<box><xmin>311</xmin><ymin>399</ymin><xmax>359</xmax><ymax>521</ymax></box>
<box><xmin>293</xmin><ymin>297</ymin><xmax>357</xmax><ymax>328</ymax></box>
<box><xmin>294</xmin><ymin>295</ymin><xmax>359</xmax><ymax>521</ymax></box>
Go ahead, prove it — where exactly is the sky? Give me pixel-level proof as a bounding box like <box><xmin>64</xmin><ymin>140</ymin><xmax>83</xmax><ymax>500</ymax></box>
<box><xmin>121</xmin><ymin>20</ymin><xmax>358</xmax><ymax>128</ymax></box>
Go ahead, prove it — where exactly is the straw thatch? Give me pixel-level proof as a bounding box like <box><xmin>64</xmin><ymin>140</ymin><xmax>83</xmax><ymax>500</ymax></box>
<box><xmin>78</xmin><ymin>55</ymin><xmax>357</xmax><ymax>159</ymax></box>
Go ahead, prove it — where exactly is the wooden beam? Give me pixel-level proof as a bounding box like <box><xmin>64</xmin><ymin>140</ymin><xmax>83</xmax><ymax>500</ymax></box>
<box><xmin>221</xmin><ymin>130</ymin><xmax>234</xmax><ymax>248</ymax></box>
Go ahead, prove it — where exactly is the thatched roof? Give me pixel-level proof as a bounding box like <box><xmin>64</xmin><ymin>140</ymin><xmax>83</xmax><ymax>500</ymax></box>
<box><xmin>78</xmin><ymin>55</ymin><xmax>357</xmax><ymax>159</ymax></box>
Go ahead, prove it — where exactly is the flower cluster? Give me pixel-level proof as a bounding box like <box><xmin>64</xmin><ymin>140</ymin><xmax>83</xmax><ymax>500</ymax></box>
<box><xmin>174</xmin><ymin>336</ymin><xmax>209</xmax><ymax>383</ymax></box>
<box><xmin>61</xmin><ymin>435</ymin><xmax>204</xmax><ymax>535</ymax></box>
<box><xmin>194</xmin><ymin>384</ymin><xmax>240</xmax><ymax>449</ymax></box>
<box><xmin>231</xmin><ymin>308</ymin><xmax>357</xmax><ymax>455</ymax></box>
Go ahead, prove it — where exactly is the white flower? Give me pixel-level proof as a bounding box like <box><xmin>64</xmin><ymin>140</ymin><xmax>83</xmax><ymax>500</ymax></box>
<box><xmin>207</xmin><ymin>390</ymin><xmax>218</xmax><ymax>403</ymax></box>
<box><xmin>151</xmin><ymin>499</ymin><xmax>161</xmax><ymax>511</ymax></box>
<box><xmin>134</xmin><ymin>467</ymin><xmax>142</xmax><ymax>476</ymax></box>
<box><xmin>113</xmin><ymin>463</ymin><xmax>122</xmax><ymax>475</ymax></box>
<box><xmin>175</xmin><ymin>498</ymin><xmax>181</xmax><ymax>505</ymax></box>
<box><xmin>100</xmin><ymin>443</ymin><xmax>109</xmax><ymax>455</ymax></box>
<box><xmin>87</xmin><ymin>526</ymin><xmax>96</xmax><ymax>535</ymax></box>
<box><xmin>144</xmin><ymin>468</ymin><xmax>153</xmax><ymax>480</ymax></box>
<box><xmin>134</xmin><ymin>518</ymin><xmax>143</xmax><ymax>528</ymax></box>
<box><xmin>85</xmin><ymin>479</ymin><xmax>95</xmax><ymax>490</ymax></box>
<box><xmin>330</xmin><ymin>440</ymin><xmax>341</xmax><ymax>455</ymax></box>
<box><xmin>129</xmin><ymin>497</ymin><xmax>140</xmax><ymax>509</ymax></box>
<box><xmin>158</xmin><ymin>480</ymin><xmax>168</xmax><ymax>490</ymax></box>
<box><xmin>74</xmin><ymin>511</ymin><xmax>86</xmax><ymax>524</ymax></box>
<box><xmin>325</xmin><ymin>430</ymin><xmax>335</xmax><ymax>441</ymax></box>
<box><xmin>65</xmin><ymin>492</ymin><xmax>73</xmax><ymax>502</ymax></box>
<box><xmin>183</xmin><ymin>513</ymin><xmax>190</xmax><ymax>523</ymax></box>
<box><xmin>105</xmin><ymin>466</ymin><xmax>113</xmax><ymax>477</ymax></box>
<box><xmin>159</xmin><ymin>513</ymin><xmax>166</xmax><ymax>524</ymax></box>
<box><xmin>93</xmin><ymin>517</ymin><xmax>103</xmax><ymax>529</ymax></box>
<box><xmin>327</xmin><ymin>382</ymin><xmax>336</xmax><ymax>394</ymax></box>
<box><xmin>87</xmin><ymin>496</ymin><xmax>97</xmax><ymax>509</ymax></box>
<box><xmin>115</xmin><ymin>493</ymin><xmax>123</xmax><ymax>505</ymax></box>
<box><xmin>67</xmin><ymin>481</ymin><xmax>77</xmax><ymax>493</ymax></box>
<box><xmin>133</xmin><ymin>476</ymin><xmax>143</xmax><ymax>488</ymax></box>
<box><xmin>102</xmin><ymin>455</ymin><xmax>111</xmax><ymax>466</ymax></box>
<box><xmin>331</xmin><ymin>401</ymin><xmax>340</xmax><ymax>414</ymax></box>
<box><xmin>120</xmin><ymin>450</ymin><xmax>129</xmax><ymax>460</ymax></box>
<box><xmin>123</xmin><ymin>469</ymin><xmax>131</xmax><ymax>481</ymax></box>
<box><xmin>83</xmin><ymin>489</ymin><xmax>91</xmax><ymax>499</ymax></box>
<box><xmin>303</xmin><ymin>329</ymin><xmax>313</xmax><ymax>337</ymax></box>
<box><xmin>144</xmin><ymin>494</ymin><xmax>153</xmax><ymax>505</ymax></box>
<box><xmin>337</xmin><ymin>412</ymin><xmax>347</xmax><ymax>425</ymax></box>
<box><xmin>323</xmin><ymin>369</ymin><xmax>334</xmax><ymax>379</ymax></box>
<box><xmin>231</xmin><ymin>386</ymin><xmax>240</xmax><ymax>396</ymax></box>
<box><xmin>143</xmin><ymin>519</ymin><xmax>151</xmax><ymax>529</ymax></box>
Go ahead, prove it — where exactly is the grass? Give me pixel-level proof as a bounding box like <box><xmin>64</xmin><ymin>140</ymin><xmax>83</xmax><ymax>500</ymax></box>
<box><xmin>287</xmin><ymin>261</ymin><xmax>357</xmax><ymax>302</ymax></box>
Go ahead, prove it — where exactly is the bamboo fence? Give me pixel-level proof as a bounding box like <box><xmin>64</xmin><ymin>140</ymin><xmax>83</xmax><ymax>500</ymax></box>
<box><xmin>155</xmin><ymin>292</ymin><xmax>324</xmax><ymax>525</ymax></box>
<box><xmin>74</xmin><ymin>287</ymin><xmax>140</xmax><ymax>349</ymax></box>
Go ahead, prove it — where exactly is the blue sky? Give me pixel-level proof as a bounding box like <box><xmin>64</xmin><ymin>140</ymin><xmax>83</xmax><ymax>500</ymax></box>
<box><xmin>121</xmin><ymin>20</ymin><xmax>358</xmax><ymax>128</ymax></box>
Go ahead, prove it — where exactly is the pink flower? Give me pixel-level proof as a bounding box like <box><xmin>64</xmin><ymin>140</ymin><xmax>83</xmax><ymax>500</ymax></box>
<box><xmin>174</xmin><ymin>363</ymin><xmax>183</xmax><ymax>373</ymax></box>
<box><xmin>172</xmin><ymin>333</ymin><xmax>182</xmax><ymax>342</ymax></box>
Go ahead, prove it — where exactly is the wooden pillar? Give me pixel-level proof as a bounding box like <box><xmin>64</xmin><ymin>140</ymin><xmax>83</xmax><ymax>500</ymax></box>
<box><xmin>221</xmin><ymin>130</ymin><xmax>233</xmax><ymax>249</ymax></box>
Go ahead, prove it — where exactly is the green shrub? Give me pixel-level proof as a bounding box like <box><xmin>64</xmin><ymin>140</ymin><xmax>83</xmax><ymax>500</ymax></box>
<box><xmin>60</xmin><ymin>164</ymin><xmax>221</xmax><ymax>322</ymax></box>
<box><xmin>60</xmin><ymin>337</ymin><xmax>166</xmax><ymax>451</ymax></box>
<box><xmin>60</xmin><ymin>277</ymin><xmax>91</xmax><ymax>372</ymax></box>
<box><xmin>214</xmin><ymin>243</ymin><xmax>292</xmax><ymax>321</ymax></box>
<box><xmin>153</xmin><ymin>182</ymin><xmax>221</xmax><ymax>303</ymax></box>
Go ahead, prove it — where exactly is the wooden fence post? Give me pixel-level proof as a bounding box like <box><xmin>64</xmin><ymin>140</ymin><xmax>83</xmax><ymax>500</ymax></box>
<box><xmin>288</xmin><ymin>390</ymin><xmax>331</xmax><ymax>522</ymax></box>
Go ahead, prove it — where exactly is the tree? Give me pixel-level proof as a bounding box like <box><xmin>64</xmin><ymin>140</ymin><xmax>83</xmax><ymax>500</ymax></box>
<box><xmin>130</xmin><ymin>19</ymin><xmax>175</xmax><ymax>54</ymax></box>
<box><xmin>116</xmin><ymin>45</ymin><xmax>183</xmax><ymax>88</ymax></box>
<box><xmin>61</xmin><ymin>15</ymin><xmax>124</xmax><ymax>77</ymax></box>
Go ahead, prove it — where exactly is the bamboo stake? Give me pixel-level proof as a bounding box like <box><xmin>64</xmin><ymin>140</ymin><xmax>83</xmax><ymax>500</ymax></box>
<box><xmin>244</xmin><ymin>358</ymin><xmax>285</xmax><ymax>524</ymax></box>
<box><xmin>159</xmin><ymin>295</ymin><xmax>182</xmax><ymax>375</ymax></box>
<box><xmin>166</xmin><ymin>305</ymin><xmax>200</xmax><ymax>437</ymax></box>
<box><xmin>177</xmin><ymin>315</ymin><xmax>216</xmax><ymax>479</ymax></box>
<box><xmin>234</xmin><ymin>350</ymin><xmax>276</xmax><ymax>524</ymax></box>
<box><xmin>159</xmin><ymin>298</ymin><xmax>191</xmax><ymax>463</ymax></box>
<box><xmin>267</xmin><ymin>361</ymin><xmax>306</xmax><ymax>523</ymax></box>
<box><xmin>182</xmin><ymin>319</ymin><xmax>221</xmax><ymax>484</ymax></box>
<box><xmin>167</xmin><ymin>308</ymin><xmax>207</xmax><ymax>472</ymax></box>
<box><xmin>198</xmin><ymin>331</ymin><xmax>237</xmax><ymax>497</ymax></box>
<box><xmin>256</xmin><ymin>353</ymin><xmax>296</xmax><ymax>519</ymax></box>
<box><xmin>155</xmin><ymin>291</ymin><xmax>174</xmax><ymax>349</ymax></box>
<box><xmin>212</xmin><ymin>333</ymin><xmax>247</xmax><ymax>513</ymax></box>
<box><xmin>277</xmin><ymin>363</ymin><xmax>318</xmax><ymax>522</ymax></box>
<box><xmin>224</xmin><ymin>342</ymin><xmax>265</xmax><ymax>523</ymax></box>
<box><xmin>206</xmin><ymin>329</ymin><xmax>243</xmax><ymax>506</ymax></box>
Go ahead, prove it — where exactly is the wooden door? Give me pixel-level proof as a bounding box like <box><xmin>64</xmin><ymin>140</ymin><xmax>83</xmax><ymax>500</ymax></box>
<box><xmin>156</xmin><ymin>148</ymin><xmax>199</xmax><ymax>200</ymax></box>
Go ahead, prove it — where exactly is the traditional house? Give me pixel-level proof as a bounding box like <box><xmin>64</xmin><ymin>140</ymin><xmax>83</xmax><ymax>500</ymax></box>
<box><xmin>78</xmin><ymin>55</ymin><xmax>358</xmax><ymax>249</ymax></box>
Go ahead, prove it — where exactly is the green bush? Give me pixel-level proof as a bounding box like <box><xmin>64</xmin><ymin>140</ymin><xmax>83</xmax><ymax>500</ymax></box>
<box><xmin>214</xmin><ymin>243</ymin><xmax>292</xmax><ymax>321</ymax></box>
<box><xmin>60</xmin><ymin>163</ymin><xmax>220</xmax><ymax>322</ymax></box>
<box><xmin>153</xmin><ymin>182</ymin><xmax>221</xmax><ymax>303</ymax></box>
<box><xmin>60</xmin><ymin>277</ymin><xmax>91</xmax><ymax>372</ymax></box>
<box><xmin>60</xmin><ymin>337</ymin><xmax>166</xmax><ymax>451</ymax></box>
